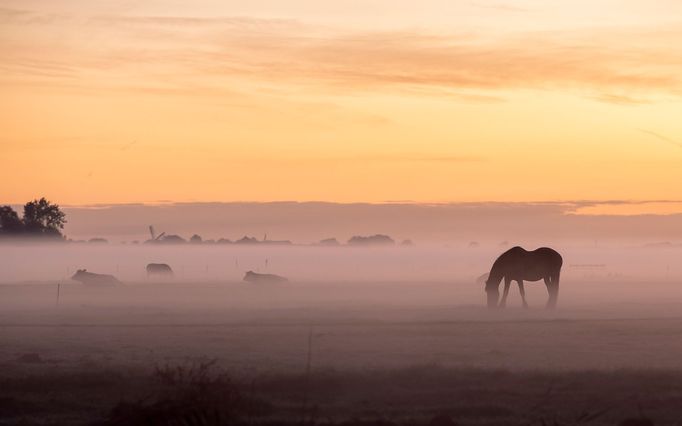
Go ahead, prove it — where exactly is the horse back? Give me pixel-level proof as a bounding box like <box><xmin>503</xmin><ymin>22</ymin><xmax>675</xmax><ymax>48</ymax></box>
<box><xmin>495</xmin><ymin>246</ymin><xmax>562</xmax><ymax>281</ymax></box>
<box><xmin>532</xmin><ymin>247</ymin><xmax>563</xmax><ymax>268</ymax></box>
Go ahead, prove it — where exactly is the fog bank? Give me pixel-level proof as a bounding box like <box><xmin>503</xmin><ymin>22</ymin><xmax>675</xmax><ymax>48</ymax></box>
<box><xmin>57</xmin><ymin>201</ymin><xmax>682</xmax><ymax>245</ymax></box>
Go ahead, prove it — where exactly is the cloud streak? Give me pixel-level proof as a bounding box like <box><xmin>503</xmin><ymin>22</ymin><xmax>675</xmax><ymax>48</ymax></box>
<box><xmin>591</xmin><ymin>93</ymin><xmax>652</xmax><ymax>105</ymax></box>
<box><xmin>468</xmin><ymin>2</ymin><xmax>530</xmax><ymax>12</ymax></box>
<box><xmin>319</xmin><ymin>154</ymin><xmax>486</xmax><ymax>163</ymax></box>
<box><xmin>2</xmin><ymin>10</ymin><xmax>682</xmax><ymax>103</ymax></box>
<box><xmin>638</xmin><ymin>129</ymin><xmax>682</xmax><ymax>149</ymax></box>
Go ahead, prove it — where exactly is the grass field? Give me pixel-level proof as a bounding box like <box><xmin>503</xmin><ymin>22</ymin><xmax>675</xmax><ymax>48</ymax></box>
<box><xmin>1</xmin><ymin>362</ymin><xmax>678</xmax><ymax>425</ymax></box>
<box><xmin>1</xmin><ymin>279</ymin><xmax>682</xmax><ymax>425</ymax></box>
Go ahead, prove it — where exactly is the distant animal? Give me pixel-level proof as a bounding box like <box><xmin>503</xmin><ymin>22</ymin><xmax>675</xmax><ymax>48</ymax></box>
<box><xmin>243</xmin><ymin>271</ymin><xmax>288</xmax><ymax>283</ymax></box>
<box><xmin>146</xmin><ymin>263</ymin><xmax>174</xmax><ymax>278</ymax></box>
<box><xmin>71</xmin><ymin>269</ymin><xmax>121</xmax><ymax>286</ymax></box>
<box><xmin>484</xmin><ymin>246</ymin><xmax>563</xmax><ymax>309</ymax></box>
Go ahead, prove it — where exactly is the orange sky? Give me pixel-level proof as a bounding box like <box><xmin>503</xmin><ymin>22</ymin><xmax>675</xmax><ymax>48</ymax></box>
<box><xmin>2</xmin><ymin>1</ymin><xmax>682</xmax><ymax>209</ymax></box>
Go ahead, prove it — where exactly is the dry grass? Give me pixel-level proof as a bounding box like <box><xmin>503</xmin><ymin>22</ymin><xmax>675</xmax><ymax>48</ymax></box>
<box><xmin>0</xmin><ymin>363</ymin><xmax>675</xmax><ymax>426</ymax></box>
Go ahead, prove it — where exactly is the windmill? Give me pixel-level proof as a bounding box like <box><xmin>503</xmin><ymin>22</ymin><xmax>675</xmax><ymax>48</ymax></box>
<box><xmin>148</xmin><ymin>225</ymin><xmax>166</xmax><ymax>243</ymax></box>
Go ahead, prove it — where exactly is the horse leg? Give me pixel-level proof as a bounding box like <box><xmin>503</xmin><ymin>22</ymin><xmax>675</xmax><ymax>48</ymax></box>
<box><xmin>548</xmin><ymin>270</ymin><xmax>561</xmax><ymax>308</ymax></box>
<box><xmin>518</xmin><ymin>280</ymin><xmax>529</xmax><ymax>308</ymax></box>
<box><xmin>499</xmin><ymin>277</ymin><xmax>512</xmax><ymax>308</ymax></box>
<box><xmin>544</xmin><ymin>277</ymin><xmax>552</xmax><ymax>309</ymax></box>
<box><xmin>545</xmin><ymin>275</ymin><xmax>559</xmax><ymax>309</ymax></box>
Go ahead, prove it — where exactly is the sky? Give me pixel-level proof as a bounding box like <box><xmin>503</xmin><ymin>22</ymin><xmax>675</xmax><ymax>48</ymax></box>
<box><xmin>2</xmin><ymin>0</ymin><xmax>682</xmax><ymax>211</ymax></box>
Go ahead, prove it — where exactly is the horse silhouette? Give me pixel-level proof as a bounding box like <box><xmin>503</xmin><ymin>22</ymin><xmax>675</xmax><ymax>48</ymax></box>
<box><xmin>484</xmin><ymin>246</ymin><xmax>563</xmax><ymax>309</ymax></box>
<box><xmin>146</xmin><ymin>263</ymin><xmax>174</xmax><ymax>278</ymax></box>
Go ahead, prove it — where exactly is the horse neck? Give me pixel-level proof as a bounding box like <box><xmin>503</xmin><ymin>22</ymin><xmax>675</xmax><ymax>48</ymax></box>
<box><xmin>488</xmin><ymin>264</ymin><xmax>504</xmax><ymax>286</ymax></box>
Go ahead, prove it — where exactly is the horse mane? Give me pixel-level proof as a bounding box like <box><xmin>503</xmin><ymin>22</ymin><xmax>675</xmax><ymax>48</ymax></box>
<box><xmin>487</xmin><ymin>246</ymin><xmax>525</xmax><ymax>286</ymax></box>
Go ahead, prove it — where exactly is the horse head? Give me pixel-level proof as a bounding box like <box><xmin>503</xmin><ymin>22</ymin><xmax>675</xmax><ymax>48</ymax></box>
<box><xmin>484</xmin><ymin>278</ymin><xmax>500</xmax><ymax>308</ymax></box>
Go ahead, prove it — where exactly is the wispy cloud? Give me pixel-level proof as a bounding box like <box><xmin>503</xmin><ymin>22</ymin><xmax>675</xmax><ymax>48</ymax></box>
<box><xmin>638</xmin><ymin>129</ymin><xmax>682</xmax><ymax>149</ymax></box>
<box><xmin>227</xmin><ymin>154</ymin><xmax>486</xmax><ymax>165</ymax></box>
<box><xmin>2</xmin><ymin>11</ymin><xmax>682</xmax><ymax>102</ymax></box>
<box><xmin>332</xmin><ymin>154</ymin><xmax>485</xmax><ymax>163</ymax></box>
<box><xmin>0</xmin><ymin>6</ymin><xmax>66</xmax><ymax>25</ymax></box>
<box><xmin>0</xmin><ymin>7</ymin><xmax>30</xmax><ymax>19</ymax></box>
<box><xmin>468</xmin><ymin>2</ymin><xmax>529</xmax><ymax>12</ymax></box>
<box><xmin>591</xmin><ymin>93</ymin><xmax>652</xmax><ymax>105</ymax></box>
<box><xmin>91</xmin><ymin>14</ymin><xmax>303</xmax><ymax>31</ymax></box>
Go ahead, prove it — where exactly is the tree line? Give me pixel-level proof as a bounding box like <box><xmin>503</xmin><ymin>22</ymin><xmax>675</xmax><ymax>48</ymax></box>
<box><xmin>0</xmin><ymin>198</ymin><xmax>66</xmax><ymax>239</ymax></box>
<box><xmin>1</xmin><ymin>198</ymin><xmax>409</xmax><ymax>246</ymax></box>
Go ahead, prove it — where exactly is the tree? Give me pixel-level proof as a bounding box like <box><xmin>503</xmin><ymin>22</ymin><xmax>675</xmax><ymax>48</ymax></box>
<box><xmin>0</xmin><ymin>206</ymin><xmax>23</xmax><ymax>234</ymax></box>
<box><xmin>347</xmin><ymin>234</ymin><xmax>395</xmax><ymax>246</ymax></box>
<box><xmin>22</xmin><ymin>198</ymin><xmax>66</xmax><ymax>237</ymax></box>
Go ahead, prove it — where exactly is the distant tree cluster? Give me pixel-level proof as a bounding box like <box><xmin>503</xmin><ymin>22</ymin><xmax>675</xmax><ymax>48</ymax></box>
<box><xmin>88</xmin><ymin>238</ymin><xmax>109</xmax><ymax>244</ymax></box>
<box><xmin>141</xmin><ymin>233</ymin><xmax>411</xmax><ymax>247</ymax></box>
<box><xmin>317</xmin><ymin>237</ymin><xmax>340</xmax><ymax>246</ymax></box>
<box><xmin>142</xmin><ymin>233</ymin><xmax>410</xmax><ymax>247</ymax></box>
<box><xmin>145</xmin><ymin>233</ymin><xmax>293</xmax><ymax>246</ymax></box>
<box><xmin>0</xmin><ymin>198</ymin><xmax>66</xmax><ymax>239</ymax></box>
<box><xmin>317</xmin><ymin>236</ymin><xmax>414</xmax><ymax>247</ymax></box>
<box><xmin>144</xmin><ymin>226</ymin><xmax>301</xmax><ymax>246</ymax></box>
<box><xmin>347</xmin><ymin>234</ymin><xmax>395</xmax><ymax>246</ymax></box>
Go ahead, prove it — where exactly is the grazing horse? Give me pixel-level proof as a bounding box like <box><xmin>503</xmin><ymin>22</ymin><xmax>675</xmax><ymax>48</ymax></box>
<box><xmin>484</xmin><ymin>246</ymin><xmax>563</xmax><ymax>309</ymax></box>
<box><xmin>146</xmin><ymin>263</ymin><xmax>174</xmax><ymax>278</ymax></box>
<box><xmin>71</xmin><ymin>269</ymin><xmax>121</xmax><ymax>286</ymax></box>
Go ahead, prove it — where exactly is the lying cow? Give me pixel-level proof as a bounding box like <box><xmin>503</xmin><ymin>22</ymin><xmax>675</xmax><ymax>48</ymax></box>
<box><xmin>243</xmin><ymin>270</ymin><xmax>288</xmax><ymax>283</ymax></box>
<box><xmin>146</xmin><ymin>263</ymin><xmax>174</xmax><ymax>278</ymax></box>
<box><xmin>71</xmin><ymin>269</ymin><xmax>121</xmax><ymax>286</ymax></box>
